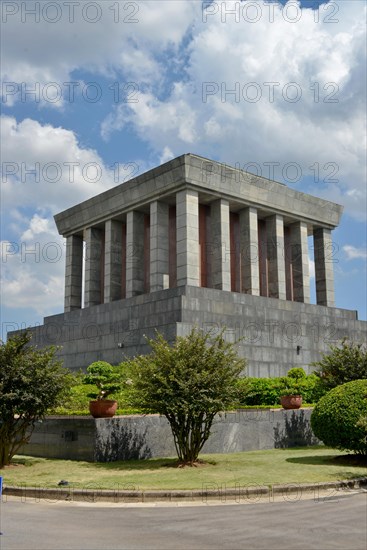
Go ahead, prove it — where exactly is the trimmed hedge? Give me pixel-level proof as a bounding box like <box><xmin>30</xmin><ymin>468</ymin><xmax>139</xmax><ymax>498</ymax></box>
<box><xmin>236</xmin><ymin>377</ymin><xmax>281</xmax><ymax>406</ymax></box>
<box><xmin>311</xmin><ymin>379</ymin><xmax>367</xmax><ymax>455</ymax></box>
<box><xmin>50</xmin><ymin>366</ymin><xmax>327</xmax><ymax>414</ymax></box>
<box><xmin>236</xmin><ymin>371</ymin><xmax>326</xmax><ymax>406</ymax></box>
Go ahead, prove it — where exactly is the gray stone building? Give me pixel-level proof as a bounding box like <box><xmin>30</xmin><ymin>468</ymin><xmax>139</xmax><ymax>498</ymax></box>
<box><xmin>23</xmin><ymin>154</ymin><xmax>366</xmax><ymax>376</ymax></box>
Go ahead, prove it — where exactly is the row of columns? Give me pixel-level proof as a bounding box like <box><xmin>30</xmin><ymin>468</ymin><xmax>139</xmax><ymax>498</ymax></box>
<box><xmin>64</xmin><ymin>190</ymin><xmax>335</xmax><ymax>312</ymax></box>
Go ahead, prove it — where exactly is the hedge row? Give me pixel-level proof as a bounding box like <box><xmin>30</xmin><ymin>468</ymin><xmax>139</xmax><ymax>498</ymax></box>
<box><xmin>236</xmin><ymin>372</ymin><xmax>327</xmax><ymax>406</ymax></box>
<box><xmin>49</xmin><ymin>379</ymin><xmax>138</xmax><ymax>416</ymax></box>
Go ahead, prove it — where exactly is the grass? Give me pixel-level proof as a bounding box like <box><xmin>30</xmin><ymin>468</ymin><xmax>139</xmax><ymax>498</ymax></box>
<box><xmin>2</xmin><ymin>447</ymin><xmax>366</xmax><ymax>490</ymax></box>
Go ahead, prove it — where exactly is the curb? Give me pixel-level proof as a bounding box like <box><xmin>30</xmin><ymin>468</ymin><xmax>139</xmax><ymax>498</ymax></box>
<box><xmin>3</xmin><ymin>478</ymin><xmax>367</xmax><ymax>503</ymax></box>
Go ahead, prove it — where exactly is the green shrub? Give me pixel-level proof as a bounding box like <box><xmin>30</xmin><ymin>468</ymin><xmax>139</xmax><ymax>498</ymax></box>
<box><xmin>312</xmin><ymin>339</ymin><xmax>367</xmax><ymax>390</ymax></box>
<box><xmin>287</xmin><ymin>367</ymin><xmax>306</xmax><ymax>380</ymax></box>
<box><xmin>356</xmin><ymin>415</ymin><xmax>367</xmax><ymax>448</ymax></box>
<box><xmin>236</xmin><ymin>377</ymin><xmax>281</xmax><ymax>406</ymax></box>
<box><xmin>236</xmin><ymin>372</ymin><xmax>326</xmax><ymax>406</ymax></box>
<box><xmin>52</xmin><ymin>382</ymin><xmax>93</xmax><ymax>413</ymax></box>
<box><xmin>50</xmin><ymin>363</ymin><xmax>133</xmax><ymax>414</ymax></box>
<box><xmin>311</xmin><ymin>379</ymin><xmax>367</xmax><ymax>455</ymax></box>
<box><xmin>279</xmin><ymin>373</ymin><xmax>326</xmax><ymax>402</ymax></box>
<box><xmin>304</xmin><ymin>374</ymin><xmax>328</xmax><ymax>402</ymax></box>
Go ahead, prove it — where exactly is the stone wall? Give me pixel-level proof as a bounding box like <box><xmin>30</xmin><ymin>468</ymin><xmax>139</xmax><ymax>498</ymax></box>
<box><xmin>18</xmin><ymin>285</ymin><xmax>367</xmax><ymax>377</ymax></box>
<box><xmin>19</xmin><ymin>409</ymin><xmax>320</xmax><ymax>462</ymax></box>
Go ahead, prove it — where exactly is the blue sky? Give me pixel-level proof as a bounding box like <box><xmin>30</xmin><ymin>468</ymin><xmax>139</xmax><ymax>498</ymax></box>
<box><xmin>1</xmin><ymin>0</ymin><xmax>366</xmax><ymax>341</ymax></box>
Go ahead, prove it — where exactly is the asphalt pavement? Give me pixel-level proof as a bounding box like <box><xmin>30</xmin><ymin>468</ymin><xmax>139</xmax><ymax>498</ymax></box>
<box><xmin>0</xmin><ymin>491</ymin><xmax>366</xmax><ymax>550</ymax></box>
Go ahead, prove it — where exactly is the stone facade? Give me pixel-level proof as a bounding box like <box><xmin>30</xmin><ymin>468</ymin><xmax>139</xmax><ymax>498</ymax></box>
<box><xmin>12</xmin><ymin>154</ymin><xmax>366</xmax><ymax>375</ymax></box>
<box><xmin>27</xmin><ymin>285</ymin><xmax>366</xmax><ymax>377</ymax></box>
<box><xmin>19</xmin><ymin>409</ymin><xmax>320</xmax><ymax>462</ymax></box>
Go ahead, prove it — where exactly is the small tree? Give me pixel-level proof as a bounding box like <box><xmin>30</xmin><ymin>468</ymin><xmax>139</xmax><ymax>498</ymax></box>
<box><xmin>312</xmin><ymin>339</ymin><xmax>367</xmax><ymax>390</ymax></box>
<box><xmin>126</xmin><ymin>328</ymin><xmax>245</xmax><ymax>465</ymax></box>
<box><xmin>82</xmin><ymin>361</ymin><xmax>122</xmax><ymax>400</ymax></box>
<box><xmin>0</xmin><ymin>332</ymin><xmax>73</xmax><ymax>468</ymax></box>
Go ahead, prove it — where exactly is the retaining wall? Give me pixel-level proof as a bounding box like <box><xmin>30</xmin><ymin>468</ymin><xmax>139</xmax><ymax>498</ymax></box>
<box><xmin>19</xmin><ymin>408</ymin><xmax>320</xmax><ymax>462</ymax></box>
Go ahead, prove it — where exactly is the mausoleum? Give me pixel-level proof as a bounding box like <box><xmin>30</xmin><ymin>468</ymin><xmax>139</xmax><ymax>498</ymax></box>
<box><xmin>22</xmin><ymin>154</ymin><xmax>366</xmax><ymax>376</ymax></box>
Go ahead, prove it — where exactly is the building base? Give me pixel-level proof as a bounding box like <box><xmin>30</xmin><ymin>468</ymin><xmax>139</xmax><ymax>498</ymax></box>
<box><xmin>20</xmin><ymin>286</ymin><xmax>367</xmax><ymax>377</ymax></box>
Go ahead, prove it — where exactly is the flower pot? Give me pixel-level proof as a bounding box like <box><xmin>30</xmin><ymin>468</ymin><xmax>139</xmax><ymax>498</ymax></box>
<box><xmin>280</xmin><ymin>395</ymin><xmax>302</xmax><ymax>410</ymax></box>
<box><xmin>89</xmin><ymin>400</ymin><xmax>118</xmax><ymax>418</ymax></box>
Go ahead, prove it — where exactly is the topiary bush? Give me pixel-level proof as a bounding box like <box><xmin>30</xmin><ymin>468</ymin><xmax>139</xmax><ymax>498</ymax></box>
<box><xmin>82</xmin><ymin>361</ymin><xmax>122</xmax><ymax>400</ymax></box>
<box><xmin>311</xmin><ymin>379</ymin><xmax>367</xmax><ymax>455</ymax></box>
<box><xmin>287</xmin><ymin>367</ymin><xmax>307</xmax><ymax>380</ymax></box>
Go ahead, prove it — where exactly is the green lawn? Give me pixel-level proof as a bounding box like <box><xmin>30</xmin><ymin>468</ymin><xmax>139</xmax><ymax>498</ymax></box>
<box><xmin>2</xmin><ymin>447</ymin><xmax>366</xmax><ymax>490</ymax></box>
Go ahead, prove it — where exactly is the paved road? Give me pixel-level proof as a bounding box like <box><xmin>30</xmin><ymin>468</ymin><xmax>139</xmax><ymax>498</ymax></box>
<box><xmin>0</xmin><ymin>492</ymin><xmax>366</xmax><ymax>550</ymax></box>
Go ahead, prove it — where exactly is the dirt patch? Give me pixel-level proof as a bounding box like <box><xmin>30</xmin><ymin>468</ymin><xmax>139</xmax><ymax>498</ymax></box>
<box><xmin>177</xmin><ymin>459</ymin><xmax>216</xmax><ymax>468</ymax></box>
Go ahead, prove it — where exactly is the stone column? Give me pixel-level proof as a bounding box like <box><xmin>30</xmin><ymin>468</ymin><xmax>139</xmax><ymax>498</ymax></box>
<box><xmin>104</xmin><ymin>220</ymin><xmax>123</xmax><ymax>303</ymax></box>
<box><xmin>210</xmin><ymin>199</ymin><xmax>231</xmax><ymax>291</ymax></box>
<box><xmin>290</xmin><ymin>221</ymin><xmax>310</xmax><ymax>303</ymax></box>
<box><xmin>266</xmin><ymin>214</ymin><xmax>286</xmax><ymax>300</ymax></box>
<box><xmin>64</xmin><ymin>234</ymin><xmax>83</xmax><ymax>312</ymax></box>
<box><xmin>239</xmin><ymin>207</ymin><xmax>260</xmax><ymax>295</ymax></box>
<box><xmin>84</xmin><ymin>227</ymin><xmax>104</xmax><ymax>308</ymax></box>
<box><xmin>150</xmin><ymin>201</ymin><xmax>169</xmax><ymax>292</ymax></box>
<box><xmin>126</xmin><ymin>211</ymin><xmax>145</xmax><ymax>297</ymax></box>
<box><xmin>176</xmin><ymin>189</ymin><xmax>200</xmax><ymax>287</ymax></box>
<box><xmin>314</xmin><ymin>227</ymin><xmax>335</xmax><ymax>307</ymax></box>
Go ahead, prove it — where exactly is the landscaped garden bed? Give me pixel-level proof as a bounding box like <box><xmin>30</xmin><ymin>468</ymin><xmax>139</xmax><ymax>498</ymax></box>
<box><xmin>3</xmin><ymin>447</ymin><xmax>367</xmax><ymax>491</ymax></box>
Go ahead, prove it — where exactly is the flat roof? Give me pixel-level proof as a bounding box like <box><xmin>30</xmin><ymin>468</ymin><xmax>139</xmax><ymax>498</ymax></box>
<box><xmin>55</xmin><ymin>154</ymin><xmax>343</xmax><ymax>236</ymax></box>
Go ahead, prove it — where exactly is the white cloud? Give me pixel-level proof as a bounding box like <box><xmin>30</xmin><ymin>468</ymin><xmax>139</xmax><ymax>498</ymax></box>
<box><xmin>21</xmin><ymin>214</ymin><xmax>52</xmax><ymax>240</ymax></box>
<box><xmin>0</xmin><ymin>114</ymin><xmax>150</xmax><ymax>318</ymax></box>
<box><xmin>343</xmin><ymin>245</ymin><xmax>367</xmax><ymax>260</ymax></box>
<box><xmin>1</xmin><ymin>0</ymin><xmax>366</xmax><ymax>323</ymax></box>
<box><xmin>1</xmin><ymin>115</ymin><xmax>118</xmax><ymax>212</ymax></box>
<box><xmin>101</xmin><ymin>0</ymin><xmax>366</xmax><ymax>220</ymax></box>
<box><xmin>1</xmin><ymin>213</ymin><xmax>65</xmax><ymax>316</ymax></box>
<box><xmin>159</xmin><ymin>146</ymin><xmax>175</xmax><ymax>165</ymax></box>
<box><xmin>0</xmin><ymin>115</ymin><xmax>130</xmax><ymax>317</ymax></box>
<box><xmin>1</xmin><ymin>1</ymin><xmax>201</xmax><ymax>105</ymax></box>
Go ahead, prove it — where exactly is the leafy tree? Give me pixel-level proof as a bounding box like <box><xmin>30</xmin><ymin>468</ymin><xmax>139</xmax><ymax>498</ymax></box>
<box><xmin>0</xmin><ymin>332</ymin><xmax>73</xmax><ymax>468</ymax></box>
<box><xmin>312</xmin><ymin>339</ymin><xmax>367</xmax><ymax>390</ymax></box>
<box><xmin>126</xmin><ymin>328</ymin><xmax>245</xmax><ymax>465</ymax></box>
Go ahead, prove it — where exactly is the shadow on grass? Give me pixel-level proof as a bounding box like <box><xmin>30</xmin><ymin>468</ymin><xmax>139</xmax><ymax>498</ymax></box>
<box><xmin>11</xmin><ymin>456</ymin><xmax>44</xmax><ymax>467</ymax></box>
<box><xmin>286</xmin><ymin>454</ymin><xmax>367</xmax><ymax>467</ymax></box>
<box><xmin>91</xmin><ymin>457</ymin><xmax>218</xmax><ymax>471</ymax></box>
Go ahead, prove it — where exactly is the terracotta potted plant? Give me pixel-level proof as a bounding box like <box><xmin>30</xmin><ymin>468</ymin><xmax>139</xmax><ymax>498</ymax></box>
<box><xmin>279</xmin><ymin>380</ymin><xmax>304</xmax><ymax>409</ymax></box>
<box><xmin>280</xmin><ymin>391</ymin><xmax>303</xmax><ymax>410</ymax></box>
<box><xmin>83</xmin><ymin>361</ymin><xmax>121</xmax><ymax>418</ymax></box>
<box><xmin>279</xmin><ymin>367</ymin><xmax>307</xmax><ymax>409</ymax></box>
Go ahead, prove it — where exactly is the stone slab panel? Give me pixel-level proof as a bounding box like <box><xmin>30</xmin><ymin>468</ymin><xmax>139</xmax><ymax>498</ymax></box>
<box><xmin>19</xmin><ymin>409</ymin><xmax>320</xmax><ymax>462</ymax></box>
